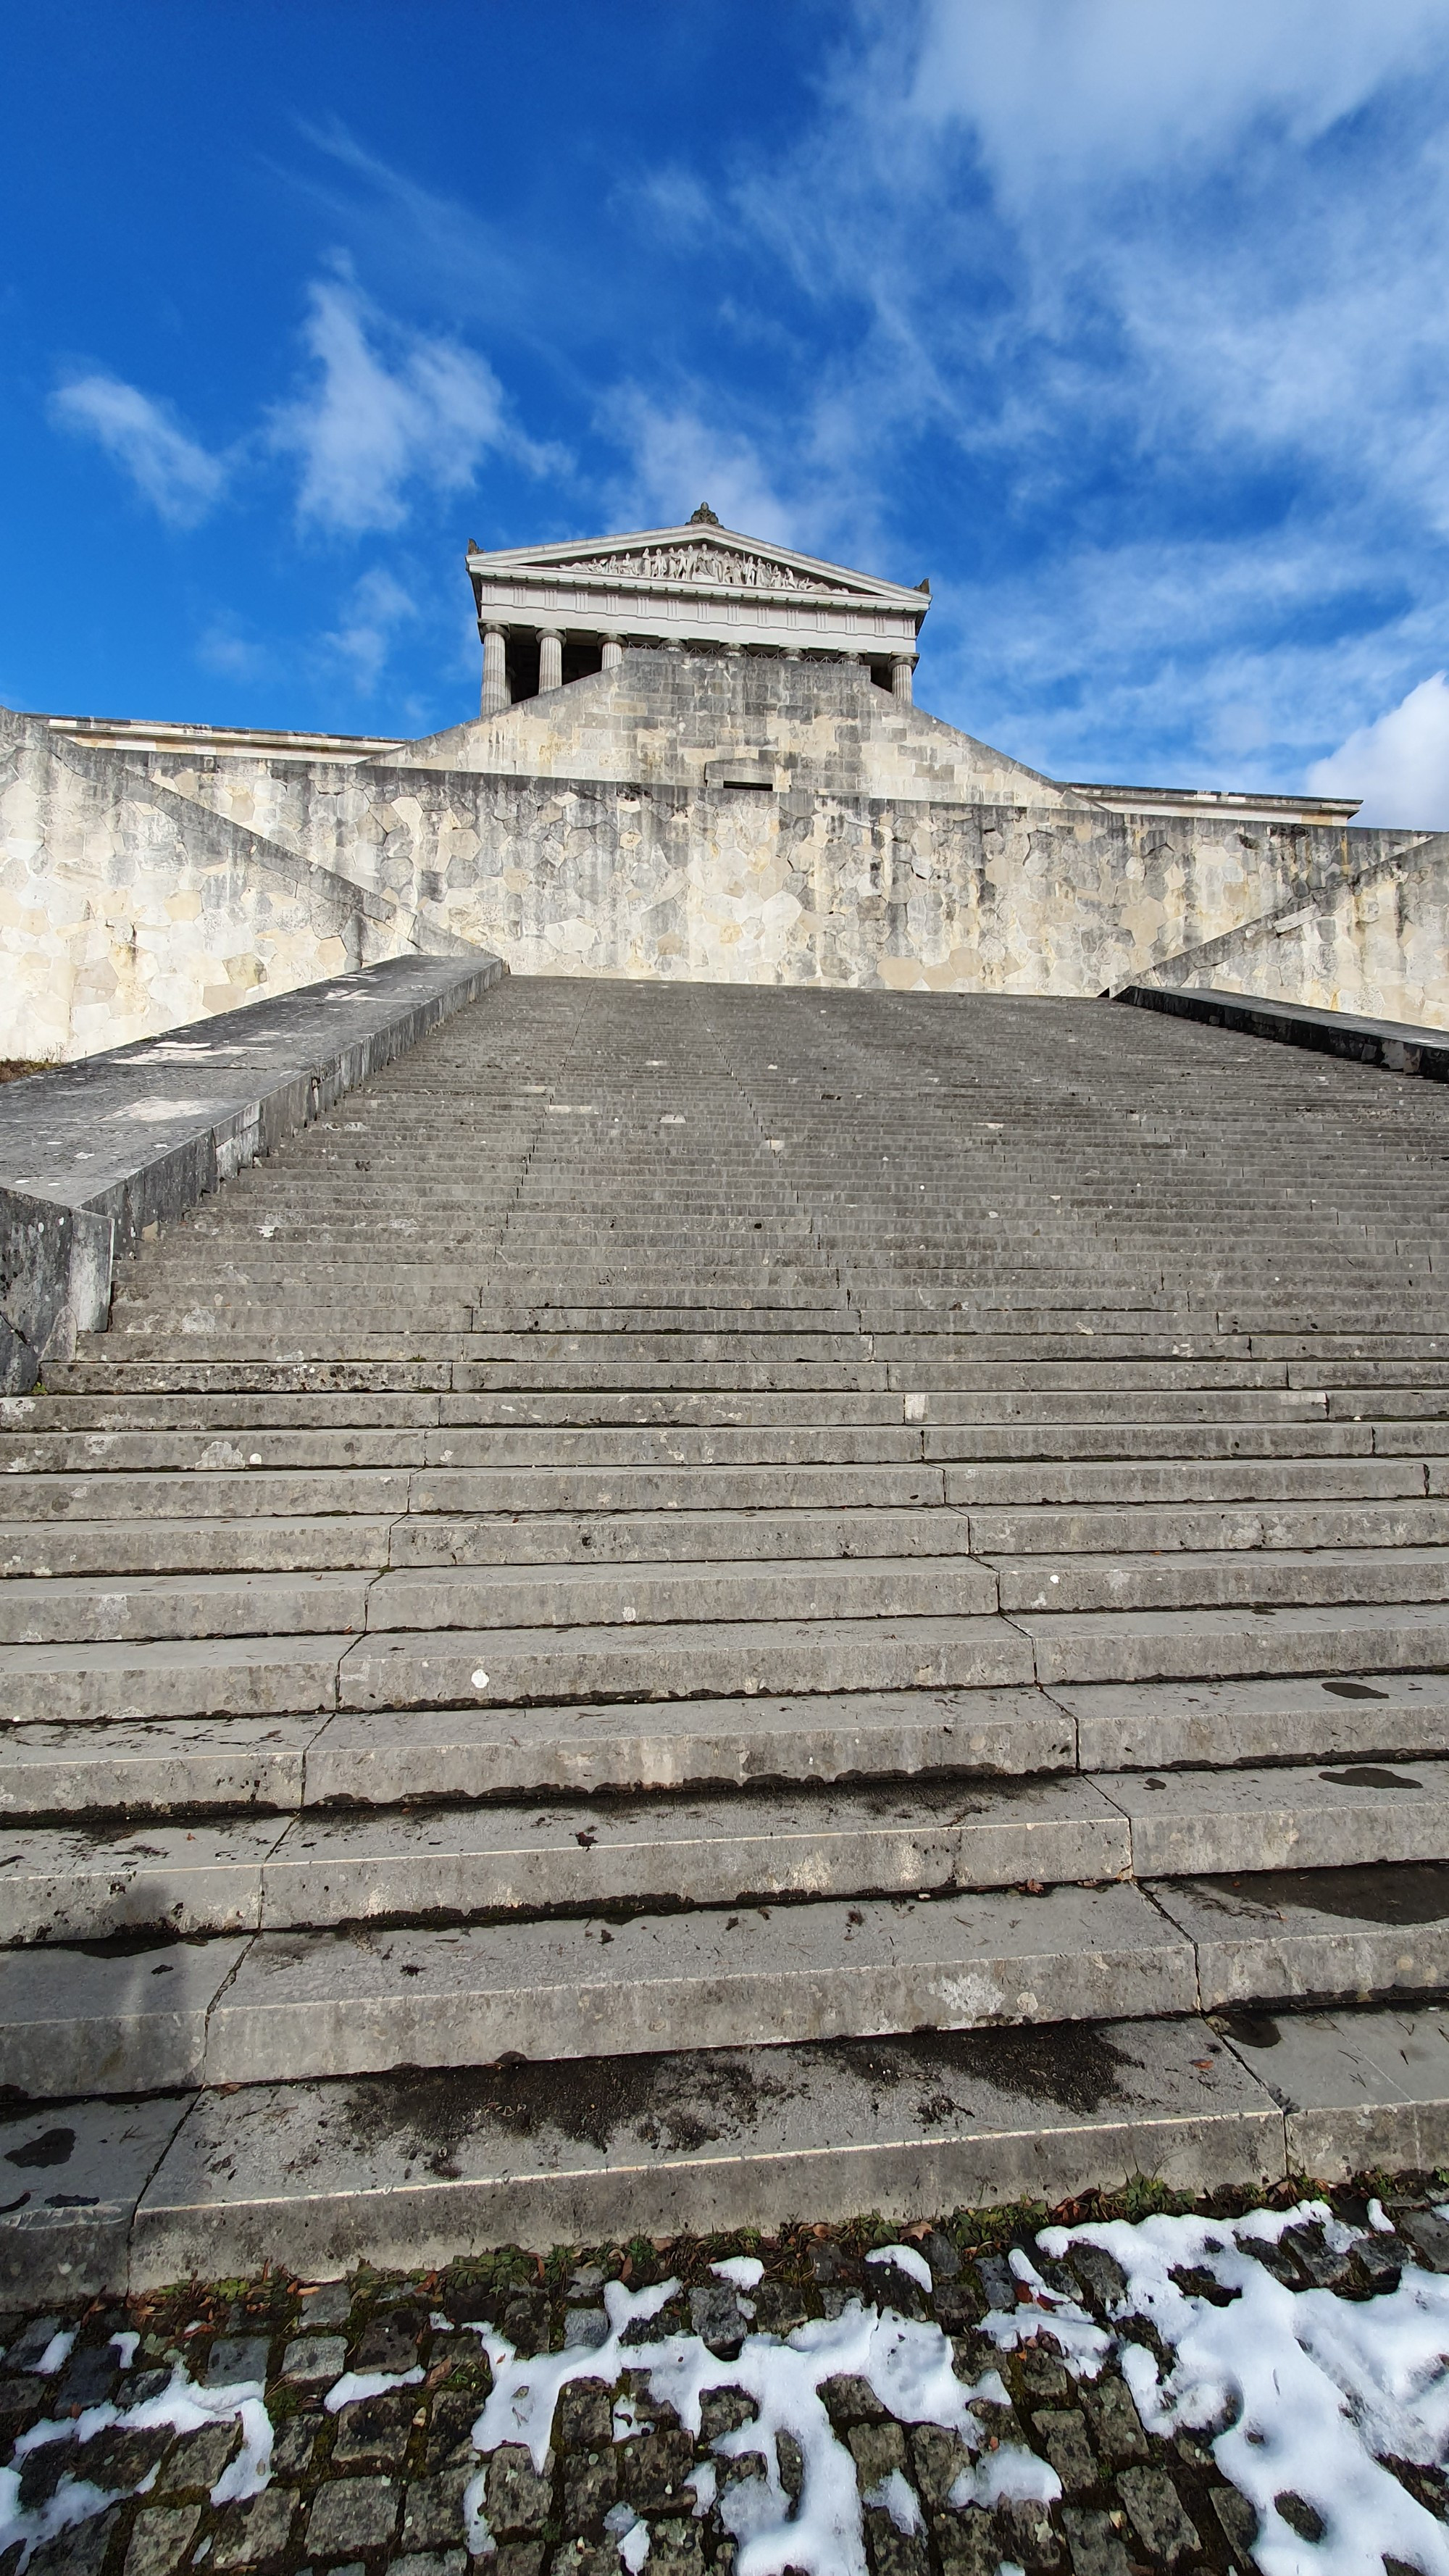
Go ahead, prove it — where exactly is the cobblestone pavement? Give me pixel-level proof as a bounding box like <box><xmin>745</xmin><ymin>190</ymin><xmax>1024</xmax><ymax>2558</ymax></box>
<box><xmin>3</xmin><ymin>2186</ymin><xmax>1447</xmax><ymax>2576</ymax></box>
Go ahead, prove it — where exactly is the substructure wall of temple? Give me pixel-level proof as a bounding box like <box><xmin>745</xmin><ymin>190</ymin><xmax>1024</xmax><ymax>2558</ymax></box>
<box><xmin>3</xmin><ymin>651</ymin><xmax>1443</xmax><ymax>1061</ymax></box>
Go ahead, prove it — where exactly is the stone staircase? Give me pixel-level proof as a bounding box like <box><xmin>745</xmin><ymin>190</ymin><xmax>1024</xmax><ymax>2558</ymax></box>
<box><xmin>4</xmin><ymin>977</ymin><xmax>1449</xmax><ymax>2283</ymax></box>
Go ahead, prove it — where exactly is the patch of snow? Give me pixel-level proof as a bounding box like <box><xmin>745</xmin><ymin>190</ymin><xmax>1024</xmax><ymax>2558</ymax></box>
<box><xmin>951</xmin><ymin>2445</ymin><xmax>1063</xmax><ymax>2509</ymax></box>
<box><xmin>972</xmin><ymin>2249</ymin><xmax>1110</xmax><ymax>2377</ymax></box>
<box><xmin>34</xmin><ymin>2333</ymin><xmax>75</xmax><ymax>2377</ymax></box>
<box><xmin>864</xmin><ymin>2467</ymin><xmax>923</xmax><ymax>2531</ymax></box>
<box><xmin>867</xmin><ymin>2244</ymin><xmax>933</xmax><ymax>2294</ymax></box>
<box><xmin>1039</xmin><ymin>2199</ymin><xmax>1449</xmax><ymax>2576</ymax></box>
<box><xmin>109</xmin><ymin>2333</ymin><xmax>140</xmax><ymax>2371</ymax></box>
<box><xmin>470</xmin><ymin>2271</ymin><xmax>995</xmax><ymax>2576</ymax></box>
<box><xmin>0</xmin><ymin>2359</ymin><xmax>273</xmax><ymax>2564</ymax></box>
<box><xmin>712</xmin><ymin>2256</ymin><xmax>765</xmax><ymax>2290</ymax></box>
<box><xmin>323</xmin><ymin>2364</ymin><xmax>424</xmax><ymax>2412</ymax></box>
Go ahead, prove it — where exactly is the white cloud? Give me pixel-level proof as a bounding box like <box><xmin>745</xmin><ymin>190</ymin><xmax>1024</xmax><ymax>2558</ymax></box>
<box><xmin>601</xmin><ymin>390</ymin><xmax>798</xmax><ymax>543</ymax></box>
<box><xmin>911</xmin><ymin>0</ymin><xmax>1449</xmax><ymax>196</ymax></box>
<box><xmin>50</xmin><ymin>375</ymin><xmax>227</xmax><ymax>526</ymax></box>
<box><xmin>270</xmin><ymin>274</ymin><xmax>533</xmax><ymax>534</ymax></box>
<box><xmin>322</xmin><ymin>565</ymin><xmax>417</xmax><ymax>690</ymax></box>
<box><xmin>1307</xmin><ymin>673</ymin><xmax>1449</xmax><ymax>828</ymax></box>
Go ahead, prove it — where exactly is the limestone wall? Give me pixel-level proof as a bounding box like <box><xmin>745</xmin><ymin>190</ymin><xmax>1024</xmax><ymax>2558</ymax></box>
<box><xmin>146</xmin><ymin>739</ymin><xmax>1411</xmax><ymax>996</ymax></box>
<box><xmin>4</xmin><ymin>650</ymin><xmax>1437</xmax><ymax>1062</ymax></box>
<box><xmin>1135</xmin><ymin>832</ymin><xmax>1449</xmax><ymax>1032</ymax></box>
<box><xmin>0</xmin><ymin>709</ymin><xmax>451</xmax><ymax>1062</ymax></box>
<box><xmin>198</xmin><ymin>651</ymin><xmax>1073</xmax><ymax>811</ymax></box>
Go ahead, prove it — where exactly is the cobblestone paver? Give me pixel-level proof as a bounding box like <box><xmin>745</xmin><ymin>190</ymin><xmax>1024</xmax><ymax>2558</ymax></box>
<box><xmin>2</xmin><ymin>2187</ymin><xmax>1446</xmax><ymax>2575</ymax></box>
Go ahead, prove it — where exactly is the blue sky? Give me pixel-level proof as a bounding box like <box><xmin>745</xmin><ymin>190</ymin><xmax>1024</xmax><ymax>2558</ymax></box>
<box><xmin>9</xmin><ymin>0</ymin><xmax>1449</xmax><ymax>820</ymax></box>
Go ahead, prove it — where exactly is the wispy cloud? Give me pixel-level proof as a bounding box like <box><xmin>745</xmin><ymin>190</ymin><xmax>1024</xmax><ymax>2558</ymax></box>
<box><xmin>196</xmin><ymin>619</ymin><xmax>270</xmax><ymax>681</ymax></box>
<box><xmin>601</xmin><ymin>388</ymin><xmax>798</xmax><ymax>543</ymax></box>
<box><xmin>49</xmin><ymin>375</ymin><xmax>227</xmax><ymax>526</ymax></box>
<box><xmin>322</xmin><ymin>564</ymin><xmax>417</xmax><ymax>690</ymax></box>
<box><xmin>269</xmin><ymin>272</ymin><xmax>533</xmax><ymax>534</ymax></box>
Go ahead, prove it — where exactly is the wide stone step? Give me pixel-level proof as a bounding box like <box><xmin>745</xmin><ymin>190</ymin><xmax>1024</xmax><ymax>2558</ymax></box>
<box><xmin>388</xmin><ymin>1504</ymin><xmax>977</xmax><ymax>1569</ymax></box>
<box><xmin>0</xmin><ymin>1685</ymin><xmax>1066</xmax><ymax>1817</ymax></box>
<box><xmin>992</xmin><ymin>1544</ymin><xmax>1449</xmax><ymax>1613</ymax></box>
<box><xmin>944</xmin><ymin>1457</ymin><xmax>1426</xmax><ymax>1504</ymax></box>
<box><xmin>0</xmin><ymin>1570</ymin><xmax>372</xmax><ymax>1646</ymax></box>
<box><xmin>1017</xmin><ymin>1598</ymin><xmax>1449</xmax><ymax>1684</ymax></box>
<box><xmin>364</xmin><ymin>1554</ymin><xmax>1000</xmax><ymax>1633</ymax></box>
<box><xmin>967</xmin><ymin>1499</ymin><xmax>1449</xmax><ymax>1554</ymax></box>
<box><xmin>409</xmin><ymin>1464</ymin><xmax>946</xmax><ymax>1512</ymax></box>
<box><xmin>0</xmin><ymin>1775</ymin><xmax>1127</xmax><ymax>1942</ymax></box>
<box><xmin>58</xmin><ymin>2012</ymin><xmax>1277</xmax><ymax>2296</ymax></box>
<box><xmin>0</xmin><ymin>1430</ymin><xmax>430</xmax><ymax>1471</ymax></box>
<box><xmin>9</xmin><ymin>1759</ymin><xmax>1449</xmax><ymax>1942</ymax></box>
<box><xmin>0</xmin><ymin>1880</ymin><xmax>1193</xmax><ymax>2094</ymax></box>
<box><xmin>1061</xmin><ymin>1672</ymin><xmax>1449</xmax><ymax>1770</ymax></box>
<box><xmin>923</xmin><ymin>1422</ymin><xmax>1372</xmax><ymax>1460</ymax></box>
<box><xmin>341</xmin><ymin>1611</ymin><xmax>1035</xmax><ymax>1710</ymax></box>
<box><xmin>0</xmin><ymin>1470</ymin><xmax>415</xmax><ymax>1523</ymax></box>
<box><xmin>1151</xmin><ymin>1862</ymin><xmax>1449</xmax><ymax>2009</ymax></box>
<box><xmin>0</xmin><ymin>1518</ymin><xmax>397</xmax><ymax>1579</ymax></box>
<box><xmin>0</xmin><ymin>1633</ymin><xmax>347</xmax><ymax>1722</ymax></box>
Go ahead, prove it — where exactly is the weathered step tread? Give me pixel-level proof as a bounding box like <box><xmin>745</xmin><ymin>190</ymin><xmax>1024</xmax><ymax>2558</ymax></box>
<box><xmin>1093</xmin><ymin>1756</ymin><xmax>1449</xmax><ymax>1877</ymax></box>
<box><xmin>0</xmin><ymin>1633</ymin><xmax>346</xmax><ymax>1720</ymax></box>
<box><xmin>993</xmin><ymin>1545</ymin><xmax>1449</xmax><ymax>1613</ymax></box>
<box><xmin>0</xmin><ymin>1518</ymin><xmax>398</xmax><ymax>1579</ymax></box>
<box><xmin>205</xmin><ymin>1877</ymin><xmax>1199</xmax><ymax>2083</ymax></box>
<box><xmin>113</xmin><ymin>2012</ymin><xmax>1276</xmax><ymax>2293</ymax></box>
<box><xmin>0</xmin><ymin>1688</ymin><xmax>1070</xmax><ymax>1816</ymax></box>
<box><xmin>1061</xmin><ymin>1671</ymin><xmax>1449</xmax><ymax>1770</ymax></box>
<box><xmin>1151</xmin><ymin>1860</ymin><xmax>1449</xmax><ymax>2009</ymax></box>
<box><xmin>0</xmin><ymin>1776</ymin><xmax>1127</xmax><ymax>1944</ymax></box>
<box><xmin>0</xmin><ymin>1567</ymin><xmax>373</xmax><ymax>1645</ymax></box>
<box><xmin>1018</xmin><ymin>1598</ymin><xmax>1449</xmax><ymax>1683</ymax></box>
<box><xmin>364</xmin><ymin>1554</ymin><xmax>998</xmax><ymax>1631</ymax></box>
<box><xmin>339</xmin><ymin>1611</ymin><xmax>1035</xmax><ymax>1708</ymax></box>
<box><xmin>1220</xmin><ymin>2000</ymin><xmax>1449</xmax><ymax>2178</ymax></box>
<box><xmin>1</xmin><ymin>1882</ymin><xmax>1196</xmax><ymax>2093</ymax></box>
<box><xmin>0</xmin><ymin>1717</ymin><xmax>321</xmax><ymax>1820</ymax></box>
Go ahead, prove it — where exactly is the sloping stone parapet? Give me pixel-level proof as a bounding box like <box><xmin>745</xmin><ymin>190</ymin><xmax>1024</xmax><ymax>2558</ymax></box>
<box><xmin>1117</xmin><ymin>981</ymin><xmax>1449</xmax><ymax>1081</ymax></box>
<box><xmin>0</xmin><ymin>951</ymin><xmax>505</xmax><ymax>1391</ymax></box>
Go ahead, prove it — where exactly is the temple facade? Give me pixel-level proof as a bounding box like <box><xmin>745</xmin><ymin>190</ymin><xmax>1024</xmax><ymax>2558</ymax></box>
<box><xmin>466</xmin><ymin>505</ymin><xmax>930</xmax><ymax>714</ymax></box>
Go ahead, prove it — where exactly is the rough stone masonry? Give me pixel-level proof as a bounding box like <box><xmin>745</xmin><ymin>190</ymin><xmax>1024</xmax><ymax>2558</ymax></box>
<box><xmin>3</xmin><ymin>515</ymin><xmax>1445</xmax><ymax>1061</ymax></box>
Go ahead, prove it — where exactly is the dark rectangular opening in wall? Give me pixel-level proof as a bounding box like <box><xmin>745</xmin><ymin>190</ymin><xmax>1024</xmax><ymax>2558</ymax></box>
<box><xmin>869</xmin><ymin>662</ymin><xmax>893</xmax><ymax>693</ymax></box>
<box><xmin>563</xmin><ymin>638</ymin><xmax>604</xmax><ymax>685</ymax></box>
<box><xmin>505</xmin><ymin>633</ymin><xmax>540</xmax><ymax>704</ymax></box>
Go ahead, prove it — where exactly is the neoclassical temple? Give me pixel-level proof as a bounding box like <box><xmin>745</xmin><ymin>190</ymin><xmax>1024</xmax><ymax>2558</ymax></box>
<box><xmin>1</xmin><ymin>512</ymin><xmax>1444</xmax><ymax>1060</ymax></box>
<box><xmin>467</xmin><ymin>503</ymin><xmax>931</xmax><ymax>712</ymax></box>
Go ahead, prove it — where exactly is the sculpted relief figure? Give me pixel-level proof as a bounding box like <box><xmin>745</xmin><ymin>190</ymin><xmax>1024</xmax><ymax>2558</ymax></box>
<box><xmin>556</xmin><ymin>543</ymin><xmax>845</xmax><ymax>594</ymax></box>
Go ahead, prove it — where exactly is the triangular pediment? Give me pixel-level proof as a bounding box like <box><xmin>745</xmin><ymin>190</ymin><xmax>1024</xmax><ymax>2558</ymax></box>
<box><xmin>467</xmin><ymin>523</ymin><xmax>924</xmax><ymax>606</ymax></box>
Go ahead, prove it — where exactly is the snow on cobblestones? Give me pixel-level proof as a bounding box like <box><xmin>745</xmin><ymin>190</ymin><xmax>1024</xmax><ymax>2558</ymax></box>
<box><xmin>5</xmin><ymin>2198</ymin><xmax>1449</xmax><ymax>2572</ymax></box>
<box><xmin>1040</xmin><ymin>2198</ymin><xmax>1449</xmax><ymax>2576</ymax></box>
<box><xmin>0</xmin><ymin>2357</ymin><xmax>272</xmax><ymax>2567</ymax></box>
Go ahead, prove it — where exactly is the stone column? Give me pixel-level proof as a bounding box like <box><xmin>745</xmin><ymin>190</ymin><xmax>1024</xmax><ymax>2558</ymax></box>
<box><xmin>891</xmin><ymin>656</ymin><xmax>914</xmax><ymax>706</ymax></box>
<box><xmin>601</xmin><ymin>634</ymin><xmax>622</xmax><ymax>672</ymax></box>
<box><xmin>480</xmin><ymin>625</ymin><xmax>509</xmax><ymax>717</ymax></box>
<box><xmin>538</xmin><ymin>629</ymin><xmax>564</xmax><ymax>693</ymax></box>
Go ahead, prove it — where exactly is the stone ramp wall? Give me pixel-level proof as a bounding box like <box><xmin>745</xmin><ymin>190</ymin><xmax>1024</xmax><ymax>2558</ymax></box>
<box><xmin>1127</xmin><ymin>828</ymin><xmax>1449</xmax><ymax>1033</ymax></box>
<box><xmin>0</xmin><ymin>708</ymin><xmax>474</xmax><ymax>1062</ymax></box>
<box><xmin>149</xmin><ymin>740</ymin><xmax>1413</xmax><ymax>997</ymax></box>
<box><xmin>4</xmin><ymin>655</ymin><xmax>1436</xmax><ymax>1051</ymax></box>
